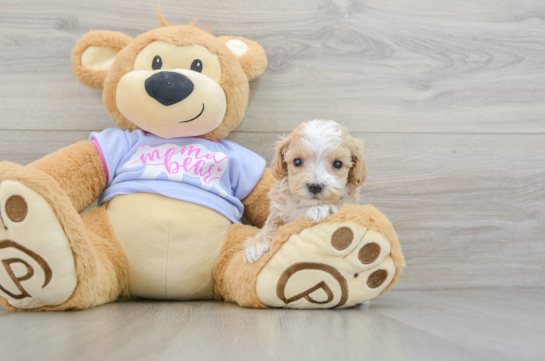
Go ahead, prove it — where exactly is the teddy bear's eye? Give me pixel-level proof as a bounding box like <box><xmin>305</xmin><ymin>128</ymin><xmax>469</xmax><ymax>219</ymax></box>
<box><xmin>191</xmin><ymin>59</ymin><xmax>203</xmax><ymax>73</ymax></box>
<box><xmin>294</xmin><ymin>158</ymin><xmax>303</xmax><ymax>167</ymax></box>
<box><xmin>152</xmin><ymin>55</ymin><xmax>162</xmax><ymax>70</ymax></box>
<box><xmin>333</xmin><ymin>161</ymin><xmax>343</xmax><ymax>169</ymax></box>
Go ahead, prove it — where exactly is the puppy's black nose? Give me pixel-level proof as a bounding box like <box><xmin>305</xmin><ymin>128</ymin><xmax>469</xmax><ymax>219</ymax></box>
<box><xmin>145</xmin><ymin>71</ymin><xmax>194</xmax><ymax>106</ymax></box>
<box><xmin>308</xmin><ymin>184</ymin><xmax>323</xmax><ymax>194</ymax></box>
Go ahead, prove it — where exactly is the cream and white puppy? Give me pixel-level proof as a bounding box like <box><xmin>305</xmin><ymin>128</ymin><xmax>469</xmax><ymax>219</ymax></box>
<box><xmin>243</xmin><ymin>120</ymin><xmax>367</xmax><ymax>263</ymax></box>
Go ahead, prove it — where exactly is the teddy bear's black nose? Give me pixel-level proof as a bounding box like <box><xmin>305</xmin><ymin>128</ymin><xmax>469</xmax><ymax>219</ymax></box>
<box><xmin>145</xmin><ymin>71</ymin><xmax>194</xmax><ymax>106</ymax></box>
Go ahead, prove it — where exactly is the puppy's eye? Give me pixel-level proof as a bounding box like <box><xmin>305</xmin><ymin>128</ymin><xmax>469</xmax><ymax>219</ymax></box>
<box><xmin>191</xmin><ymin>59</ymin><xmax>203</xmax><ymax>73</ymax></box>
<box><xmin>333</xmin><ymin>161</ymin><xmax>343</xmax><ymax>169</ymax></box>
<box><xmin>152</xmin><ymin>56</ymin><xmax>162</xmax><ymax>70</ymax></box>
<box><xmin>293</xmin><ymin>158</ymin><xmax>303</xmax><ymax>167</ymax></box>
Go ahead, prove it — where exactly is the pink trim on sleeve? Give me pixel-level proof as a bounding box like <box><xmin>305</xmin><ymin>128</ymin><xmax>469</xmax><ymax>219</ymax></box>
<box><xmin>92</xmin><ymin>139</ymin><xmax>109</xmax><ymax>182</ymax></box>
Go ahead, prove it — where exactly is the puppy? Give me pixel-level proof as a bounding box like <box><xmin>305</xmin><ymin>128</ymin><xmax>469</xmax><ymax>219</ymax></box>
<box><xmin>243</xmin><ymin>120</ymin><xmax>367</xmax><ymax>263</ymax></box>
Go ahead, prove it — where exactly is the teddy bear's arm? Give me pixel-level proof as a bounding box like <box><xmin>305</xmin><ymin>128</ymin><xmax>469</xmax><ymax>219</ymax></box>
<box><xmin>242</xmin><ymin>168</ymin><xmax>276</xmax><ymax>228</ymax></box>
<box><xmin>28</xmin><ymin>140</ymin><xmax>107</xmax><ymax>213</ymax></box>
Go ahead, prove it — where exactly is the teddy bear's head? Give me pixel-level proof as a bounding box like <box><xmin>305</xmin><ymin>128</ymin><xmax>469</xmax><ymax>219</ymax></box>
<box><xmin>71</xmin><ymin>9</ymin><xmax>267</xmax><ymax>141</ymax></box>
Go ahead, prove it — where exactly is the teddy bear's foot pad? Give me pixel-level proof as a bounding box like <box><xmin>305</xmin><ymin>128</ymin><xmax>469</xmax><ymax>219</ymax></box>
<box><xmin>0</xmin><ymin>181</ymin><xmax>77</xmax><ymax>309</ymax></box>
<box><xmin>256</xmin><ymin>222</ymin><xmax>395</xmax><ymax>309</ymax></box>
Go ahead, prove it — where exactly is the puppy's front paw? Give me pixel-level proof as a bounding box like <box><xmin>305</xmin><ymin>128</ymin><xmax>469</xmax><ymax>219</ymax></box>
<box><xmin>243</xmin><ymin>233</ymin><xmax>272</xmax><ymax>263</ymax></box>
<box><xmin>305</xmin><ymin>205</ymin><xmax>332</xmax><ymax>223</ymax></box>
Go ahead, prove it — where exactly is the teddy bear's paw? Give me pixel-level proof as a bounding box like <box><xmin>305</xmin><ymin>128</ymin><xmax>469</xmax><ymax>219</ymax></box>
<box><xmin>0</xmin><ymin>181</ymin><xmax>77</xmax><ymax>309</ymax></box>
<box><xmin>256</xmin><ymin>221</ymin><xmax>395</xmax><ymax>309</ymax></box>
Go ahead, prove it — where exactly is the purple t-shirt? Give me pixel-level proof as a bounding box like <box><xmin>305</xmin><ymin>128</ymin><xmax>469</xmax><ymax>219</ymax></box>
<box><xmin>90</xmin><ymin>128</ymin><xmax>266</xmax><ymax>223</ymax></box>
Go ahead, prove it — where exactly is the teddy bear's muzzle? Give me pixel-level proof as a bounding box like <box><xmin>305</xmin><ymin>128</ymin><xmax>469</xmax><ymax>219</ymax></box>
<box><xmin>115</xmin><ymin>69</ymin><xmax>227</xmax><ymax>138</ymax></box>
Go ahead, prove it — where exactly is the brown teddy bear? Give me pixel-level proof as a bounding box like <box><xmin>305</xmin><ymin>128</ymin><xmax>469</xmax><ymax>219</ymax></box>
<box><xmin>0</xmin><ymin>9</ymin><xmax>404</xmax><ymax>311</ymax></box>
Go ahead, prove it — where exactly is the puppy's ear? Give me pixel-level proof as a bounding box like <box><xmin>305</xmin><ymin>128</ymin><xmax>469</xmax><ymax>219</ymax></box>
<box><xmin>71</xmin><ymin>31</ymin><xmax>133</xmax><ymax>89</ymax></box>
<box><xmin>218</xmin><ymin>36</ymin><xmax>267</xmax><ymax>81</ymax></box>
<box><xmin>270</xmin><ymin>136</ymin><xmax>290</xmax><ymax>180</ymax></box>
<box><xmin>347</xmin><ymin>137</ymin><xmax>367</xmax><ymax>187</ymax></box>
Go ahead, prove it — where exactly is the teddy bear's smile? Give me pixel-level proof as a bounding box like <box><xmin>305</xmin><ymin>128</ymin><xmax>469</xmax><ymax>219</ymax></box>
<box><xmin>179</xmin><ymin>103</ymin><xmax>205</xmax><ymax>123</ymax></box>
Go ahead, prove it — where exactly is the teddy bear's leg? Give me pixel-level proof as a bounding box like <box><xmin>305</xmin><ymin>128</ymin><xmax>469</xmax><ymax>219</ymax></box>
<box><xmin>213</xmin><ymin>204</ymin><xmax>405</xmax><ymax>309</ymax></box>
<box><xmin>213</xmin><ymin>223</ymin><xmax>265</xmax><ymax>307</ymax></box>
<box><xmin>0</xmin><ymin>163</ymin><xmax>128</xmax><ymax>311</ymax></box>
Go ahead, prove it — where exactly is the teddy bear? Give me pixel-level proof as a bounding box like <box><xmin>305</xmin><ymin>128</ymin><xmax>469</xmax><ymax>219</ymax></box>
<box><xmin>0</xmin><ymin>8</ymin><xmax>405</xmax><ymax>311</ymax></box>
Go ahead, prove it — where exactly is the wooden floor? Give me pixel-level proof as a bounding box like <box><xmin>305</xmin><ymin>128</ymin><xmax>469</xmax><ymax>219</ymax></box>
<box><xmin>0</xmin><ymin>0</ymin><xmax>544</xmax><ymax>359</ymax></box>
<box><xmin>0</xmin><ymin>289</ymin><xmax>543</xmax><ymax>361</ymax></box>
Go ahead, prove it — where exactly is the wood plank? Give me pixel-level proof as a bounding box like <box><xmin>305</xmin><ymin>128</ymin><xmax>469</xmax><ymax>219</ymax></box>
<box><xmin>1</xmin><ymin>130</ymin><xmax>544</xmax><ymax>290</ymax></box>
<box><xmin>0</xmin><ymin>290</ymin><xmax>543</xmax><ymax>361</ymax></box>
<box><xmin>0</xmin><ymin>130</ymin><xmax>91</xmax><ymax>165</ymax></box>
<box><xmin>1</xmin><ymin>0</ymin><xmax>545</xmax><ymax>132</ymax></box>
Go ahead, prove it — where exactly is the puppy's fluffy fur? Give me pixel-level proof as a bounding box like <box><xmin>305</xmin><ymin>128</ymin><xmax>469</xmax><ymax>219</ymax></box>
<box><xmin>243</xmin><ymin>120</ymin><xmax>367</xmax><ymax>263</ymax></box>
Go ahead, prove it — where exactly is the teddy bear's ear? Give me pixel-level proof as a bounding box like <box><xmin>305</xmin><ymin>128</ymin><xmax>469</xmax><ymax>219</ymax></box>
<box><xmin>218</xmin><ymin>36</ymin><xmax>267</xmax><ymax>81</ymax></box>
<box><xmin>71</xmin><ymin>31</ymin><xmax>133</xmax><ymax>89</ymax></box>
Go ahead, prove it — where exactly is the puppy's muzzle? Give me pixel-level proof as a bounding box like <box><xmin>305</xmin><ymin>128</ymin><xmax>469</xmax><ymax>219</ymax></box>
<box><xmin>145</xmin><ymin>71</ymin><xmax>194</xmax><ymax>106</ymax></box>
<box><xmin>308</xmin><ymin>183</ymin><xmax>323</xmax><ymax>194</ymax></box>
